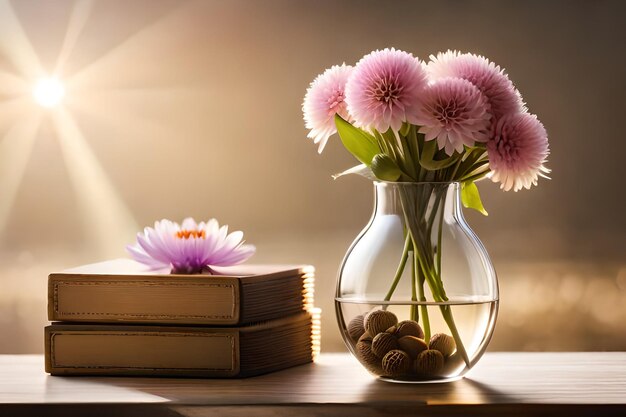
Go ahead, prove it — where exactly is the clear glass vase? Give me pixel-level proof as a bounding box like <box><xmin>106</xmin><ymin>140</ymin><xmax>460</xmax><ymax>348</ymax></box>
<box><xmin>335</xmin><ymin>181</ymin><xmax>498</xmax><ymax>383</ymax></box>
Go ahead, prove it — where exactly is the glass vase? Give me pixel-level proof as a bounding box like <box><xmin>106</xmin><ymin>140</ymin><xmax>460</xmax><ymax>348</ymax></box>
<box><xmin>335</xmin><ymin>181</ymin><xmax>498</xmax><ymax>382</ymax></box>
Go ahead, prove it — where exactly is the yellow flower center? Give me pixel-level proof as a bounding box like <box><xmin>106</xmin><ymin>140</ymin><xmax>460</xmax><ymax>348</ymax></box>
<box><xmin>175</xmin><ymin>229</ymin><xmax>206</xmax><ymax>239</ymax></box>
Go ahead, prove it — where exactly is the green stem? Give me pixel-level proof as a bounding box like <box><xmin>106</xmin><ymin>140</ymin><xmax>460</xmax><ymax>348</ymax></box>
<box><xmin>440</xmin><ymin>305</ymin><xmax>470</xmax><ymax>367</ymax></box>
<box><xmin>426</xmin><ymin>190</ymin><xmax>443</xmax><ymax>238</ymax></box>
<box><xmin>414</xmin><ymin>247</ymin><xmax>430</xmax><ymax>343</ymax></box>
<box><xmin>448</xmin><ymin>155</ymin><xmax>464</xmax><ymax>180</ymax></box>
<box><xmin>410</xmin><ymin>250</ymin><xmax>417</xmax><ymax>321</ymax></box>
<box><xmin>406</xmin><ymin>125</ymin><xmax>420</xmax><ymax>166</ymax></box>
<box><xmin>388</xmin><ymin>184</ymin><xmax>471</xmax><ymax>368</ymax></box>
<box><xmin>455</xmin><ymin>148</ymin><xmax>485</xmax><ymax>179</ymax></box>
<box><xmin>435</xmin><ymin>190</ymin><xmax>446</xmax><ymax>298</ymax></box>
<box><xmin>460</xmin><ymin>169</ymin><xmax>490</xmax><ymax>183</ymax></box>
<box><xmin>415</xmin><ymin>189</ymin><xmax>469</xmax><ymax>368</ymax></box>
<box><xmin>384</xmin><ymin>234</ymin><xmax>412</xmax><ymax>304</ymax></box>
<box><xmin>394</xmin><ymin>129</ymin><xmax>417</xmax><ymax>180</ymax></box>
<box><xmin>431</xmin><ymin>192</ymin><xmax>469</xmax><ymax>366</ymax></box>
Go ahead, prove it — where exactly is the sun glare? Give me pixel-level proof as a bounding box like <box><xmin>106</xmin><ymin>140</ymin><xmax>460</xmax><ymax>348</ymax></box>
<box><xmin>33</xmin><ymin>77</ymin><xmax>65</xmax><ymax>108</ymax></box>
<box><xmin>0</xmin><ymin>0</ymin><xmax>183</xmax><ymax>256</ymax></box>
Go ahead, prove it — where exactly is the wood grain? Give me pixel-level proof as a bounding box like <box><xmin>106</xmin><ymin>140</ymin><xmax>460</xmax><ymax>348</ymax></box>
<box><xmin>1</xmin><ymin>353</ymin><xmax>625</xmax><ymax>416</ymax></box>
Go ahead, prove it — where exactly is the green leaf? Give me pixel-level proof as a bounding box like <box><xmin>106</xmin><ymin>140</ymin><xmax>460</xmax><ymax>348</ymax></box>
<box><xmin>419</xmin><ymin>140</ymin><xmax>460</xmax><ymax>170</ymax></box>
<box><xmin>334</xmin><ymin>114</ymin><xmax>380</xmax><ymax>166</ymax></box>
<box><xmin>371</xmin><ymin>154</ymin><xmax>402</xmax><ymax>181</ymax></box>
<box><xmin>461</xmin><ymin>181</ymin><xmax>488</xmax><ymax>216</ymax></box>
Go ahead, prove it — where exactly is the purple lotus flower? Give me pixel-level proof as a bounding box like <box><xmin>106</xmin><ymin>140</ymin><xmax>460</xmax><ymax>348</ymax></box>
<box><xmin>127</xmin><ymin>218</ymin><xmax>256</xmax><ymax>274</ymax></box>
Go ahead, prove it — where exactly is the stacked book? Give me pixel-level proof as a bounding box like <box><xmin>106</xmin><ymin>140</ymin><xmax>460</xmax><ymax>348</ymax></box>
<box><xmin>45</xmin><ymin>259</ymin><xmax>319</xmax><ymax>377</ymax></box>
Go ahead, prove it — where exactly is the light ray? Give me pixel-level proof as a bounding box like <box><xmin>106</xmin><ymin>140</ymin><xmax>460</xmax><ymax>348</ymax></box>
<box><xmin>0</xmin><ymin>108</ymin><xmax>42</xmax><ymax>233</ymax></box>
<box><xmin>0</xmin><ymin>97</ymin><xmax>31</xmax><ymax>131</ymax></box>
<box><xmin>51</xmin><ymin>107</ymin><xmax>137</xmax><ymax>257</ymax></box>
<box><xmin>0</xmin><ymin>70</ymin><xmax>29</xmax><ymax>96</ymax></box>
<box><xmin>53</xmin><ymin>0</ymin><xmax>94</xmax><ymax>76</ymax></box>
<box><xmin>64</xmin><ymin>87</ymin><xmax>197</xmax><ymax>139</ymax></box>
<box><xmin>0</xmin><ymin>0</ymin><xmax>43</xmax><ymax>80</ymax></box>
<box><xmin>67</xmin><ymin>2</ymin><xmax>187</xmax><ymax>90</ymax></box>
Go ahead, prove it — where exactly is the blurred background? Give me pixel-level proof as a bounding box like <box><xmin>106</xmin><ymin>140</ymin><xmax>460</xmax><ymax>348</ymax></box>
<box><xmin>0</xmin><ymin>0</ymin><xmax>624</xmax><ymax>353</ymax></box>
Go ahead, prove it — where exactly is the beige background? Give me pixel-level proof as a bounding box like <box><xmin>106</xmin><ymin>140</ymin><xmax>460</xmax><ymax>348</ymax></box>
<box><xmin>0</xmin><ymin>0</ymin><xmax>624</xmax><ymax>353</ymax></box>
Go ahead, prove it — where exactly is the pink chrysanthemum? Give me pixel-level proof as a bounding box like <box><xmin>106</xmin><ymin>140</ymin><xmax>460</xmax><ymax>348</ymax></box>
<box><xmin>345</xmin><ymin>48</ymin><xmax>428</xmax><ymax>132</ymax></box>
<box><xmin>427</xmin><ymin>50</ymin><xmax>524</xmax><ymax>121</ymax></box>
<box><xmin>302</xmin><ymin>64</ymin><xmax>353</xmax><ymax>153</ymax></box>
<box><xmin>487</xmin><ymin>112</ymin><xmax>550</xmax><ymax>192</ymax></box>
<box><xmin>127</xmin><ymin>218</ymin><xmax>256</xmax><ymax>274</ymax></box>
<box><xmin>414</xmin><ymin>77</ymin><xmax>491</xmax><ymax>155</ymax></box>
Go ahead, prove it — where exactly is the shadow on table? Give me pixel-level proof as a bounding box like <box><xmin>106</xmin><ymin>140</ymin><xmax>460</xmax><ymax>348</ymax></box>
<box><xmin>357</xmin><ymin>375</ymin><xmax>518</xmax><ymax>406</ymax></box>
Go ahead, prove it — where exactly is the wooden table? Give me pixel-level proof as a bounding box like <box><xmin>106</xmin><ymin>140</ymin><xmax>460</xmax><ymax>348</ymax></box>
<box><xmin>0</xmin><ymin>353</ymin><xmax>624</xmax><ymax>416</ymax></box>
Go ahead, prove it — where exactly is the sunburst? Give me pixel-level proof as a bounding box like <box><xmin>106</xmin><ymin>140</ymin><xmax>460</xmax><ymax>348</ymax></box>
<box><xmin>0</xmin><ymin>0</ymin><xmax>183</xmax><ymax>257</ymax></box>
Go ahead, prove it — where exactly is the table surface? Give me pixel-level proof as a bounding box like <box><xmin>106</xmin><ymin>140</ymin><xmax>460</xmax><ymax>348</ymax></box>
<box><xmin>0</xmin><ymin>352</ymin><xmax>625</xmax><ymax>416</ymax></box>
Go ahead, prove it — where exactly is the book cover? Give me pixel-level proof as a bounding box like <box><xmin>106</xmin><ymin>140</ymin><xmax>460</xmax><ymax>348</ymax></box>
<box><xmin>48</xmin><ymin>259</ymin><xmax>314</xmax><ymax>326</ymax></box>
<box><xmin>45</xmin><ymin>310</ymin><xmax>320</xmax><ymax>378</ymax></box>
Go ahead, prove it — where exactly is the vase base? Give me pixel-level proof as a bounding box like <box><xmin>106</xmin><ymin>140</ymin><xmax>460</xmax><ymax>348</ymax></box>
<box><xmin>378</xmin><ymin>375</ymin><xmax>464</xmax><ymax>384</ymax></box>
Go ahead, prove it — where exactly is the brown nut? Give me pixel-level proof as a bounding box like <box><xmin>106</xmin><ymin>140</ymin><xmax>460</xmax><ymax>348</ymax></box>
<box><xmin>364</xmin><ymin>310</ymin><xmax>398</xmax><ymax>336</ymax></box>
<box><xmin>397</xmin><ymin>335</ymin><xmax>428</xmax><ymax>359</ymax></box>
<box><xmin>371</xmin><ymin>332</ymin><xmax>399</xmax><ymax>358</ymax></box>
<box><xmin>356</xmin><ymin>340</ymin><xmax>380</xmax><ymax>371</ymax></box>
<box><xmin>358</xmin><ymin>331</ymin><xmax>373</xmax><ymax>343</ymax></box>
<box><xmin>394</xmin><ymin>320</ymin><xmax>424</xmax><ymax>339</ymax></box>
<box><xmin>429</xmin><ymin>333</ymin><xmax>456</xmax><ymax>358</ymax></box>
<box><xmin>441</xmin><ymin>351</ymin><xmax>464</xmax><ymax>374</ymax></box>
<box><xmin>414</xmin><ymin>349</ymin><xmax>444</xmax><ymax>377</ymax></box>
<box><xmin>347</xmin><ymin>314</ymin><xmax>365</xmax><ymax>341</ymax></box>
<box><xmin>382</xmin><ymin>349</ymin><xmax>411</xmax><ymax>376</ymax></box>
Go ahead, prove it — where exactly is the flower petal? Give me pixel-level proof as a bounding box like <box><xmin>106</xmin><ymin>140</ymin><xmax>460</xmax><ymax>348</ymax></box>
<box><xmin>128</xmin><ymin>218</ymin><xmax>255</xmax><ymax>273</ymax></box>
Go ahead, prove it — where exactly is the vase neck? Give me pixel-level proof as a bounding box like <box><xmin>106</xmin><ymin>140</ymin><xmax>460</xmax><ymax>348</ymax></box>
<box><xmin>373</xmin><ymin>182</ymin><xmax>461</xmax><ymax>220</ymax></box>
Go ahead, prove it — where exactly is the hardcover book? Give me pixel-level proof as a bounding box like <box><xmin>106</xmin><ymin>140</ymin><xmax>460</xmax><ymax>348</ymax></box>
<box><xmin>45</xmin><ymin>311</ymin><xmax>320</xmax><ymax>377</ymax></box>
<box><xmin>48</xmin><ymin>259</ymin><xmax>314</xmax><ymax>326</ymax></box>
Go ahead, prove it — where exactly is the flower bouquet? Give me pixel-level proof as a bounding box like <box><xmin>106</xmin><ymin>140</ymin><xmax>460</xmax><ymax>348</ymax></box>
<box><xmin>303</xmin><ymin>49</ymin><xmax>550</xmax><ymax>381</ymax></box>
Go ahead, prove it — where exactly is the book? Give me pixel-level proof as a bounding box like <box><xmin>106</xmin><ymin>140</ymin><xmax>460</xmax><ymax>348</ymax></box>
<box><xmin>48</xmin><ymin>259</ymin><xmax>314</xmax><ymax>326</ymax></box>
<box><xmin>45</xmin><ymin>310</ymin><xmax>320</xmax><ymax>377</ymax></box>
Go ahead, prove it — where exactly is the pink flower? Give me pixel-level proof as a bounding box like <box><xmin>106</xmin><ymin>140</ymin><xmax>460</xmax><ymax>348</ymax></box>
<box><xmin>302</xmin><ymin>64</ymin><xmax>353</xmax><ymax>153</ymax></box>
<box><xmin>414</xmin><ymin>77</ymin><xmax>491</xmax><ymax>155</ymax></box>
<box><xmin>127</xmin><ymin>218</ymin><xmax>256</xmax><ymax>274</ymax></box>
<box><xmin>427</xmin><ymin>50</ymin><xmax>524</xmax><ymax>121</ymax></box>
<box><xmin>487</xmin><ymin>112</ymin><xmax>550</xmax><ymax>192</ymax></box>
<box><xmin>345</xmin><ymin>48</ymin><xmax>427</xmax><ymax>132</ymax></box>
